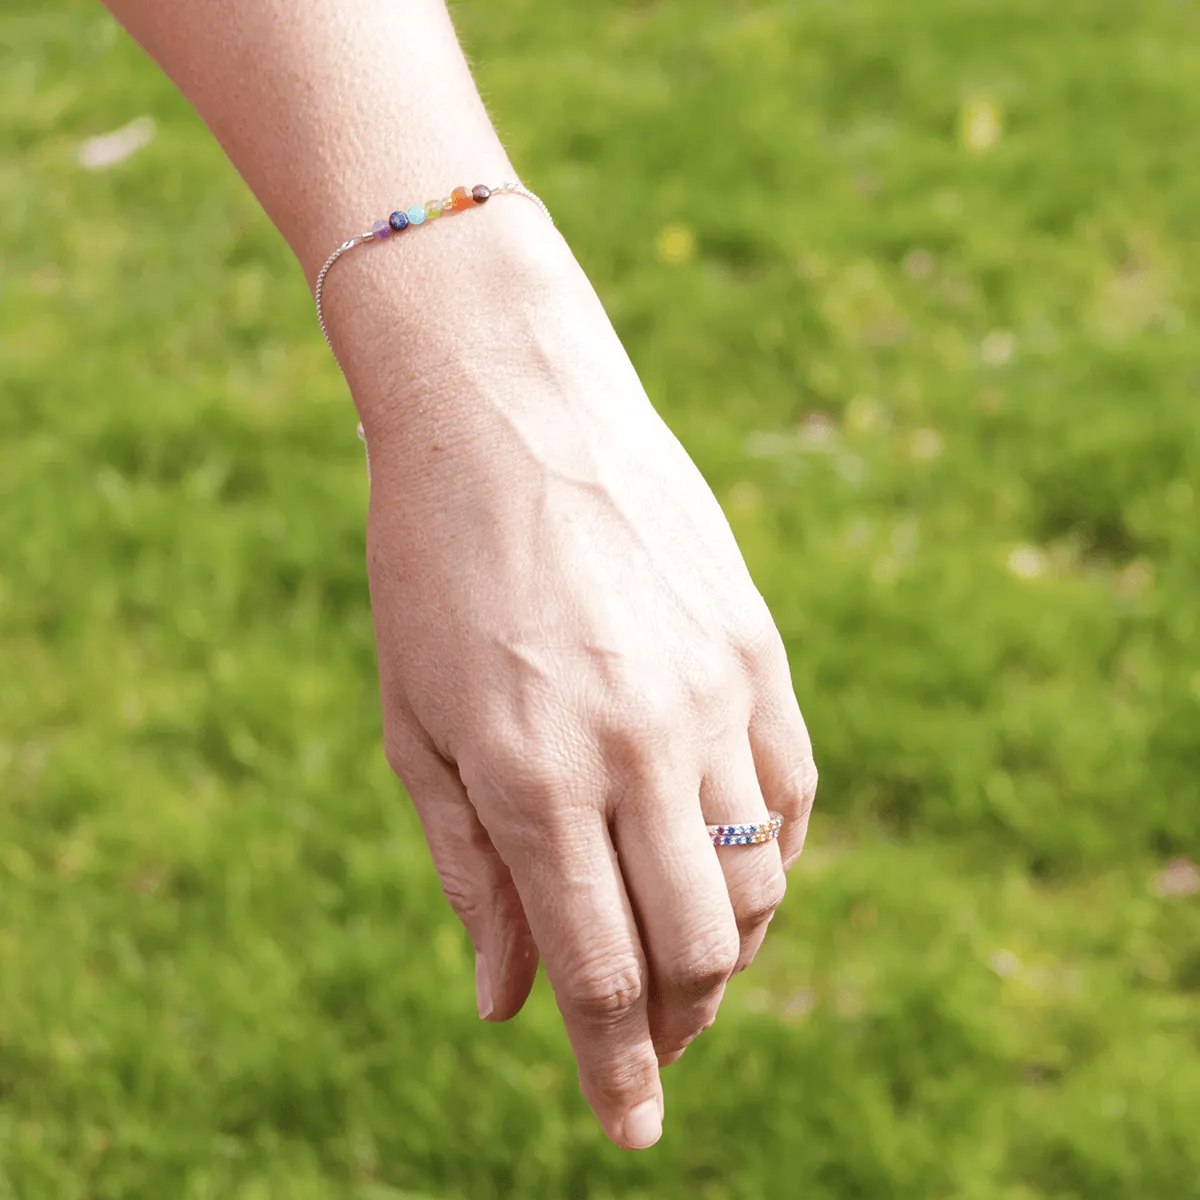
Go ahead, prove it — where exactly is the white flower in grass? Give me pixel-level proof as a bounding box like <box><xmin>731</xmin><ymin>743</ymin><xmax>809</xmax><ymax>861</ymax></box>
<box><xmin>77</xmin><ymin>116</ymin><xmax>156</xmax><ymax>169</ymax></box>
<box><xmin>1007</xmin><ymin>545</ymin><xmax>1047</xmax><ymax>580</ymax></box>
<box><xmin>981</xmin><ymin>329</ymin><xmax>1016</xmax><ymax>367</ymax></box>
<box><xmin>989</xmin><ymin>949</ymin><xmax>1020</xmax><ymax>978</ymax></box>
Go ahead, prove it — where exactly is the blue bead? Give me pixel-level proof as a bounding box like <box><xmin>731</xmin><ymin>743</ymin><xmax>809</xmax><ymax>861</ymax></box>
<box><xmin>389</xmin><ymin>210</ymin><xmax>409</xmax><ymax>231</ymax></box>
<box><xmin>407</xmin><ymin>204</ymin><xmax>427</xmax><ymax>225</ymax></box>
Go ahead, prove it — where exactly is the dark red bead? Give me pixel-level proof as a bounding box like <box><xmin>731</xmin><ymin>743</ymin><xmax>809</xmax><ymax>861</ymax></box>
<box><xmin>471</xmin><ymin>184</ymin><xmax>491</xmax><ymax>203</ymax></box>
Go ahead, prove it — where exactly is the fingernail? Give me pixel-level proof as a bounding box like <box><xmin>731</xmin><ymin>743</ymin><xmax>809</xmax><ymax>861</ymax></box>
<box><xmin>475</xmin><ymin>951</ymin><xmax>493</xmax><ymax>1020</ymax></box>
<box><xmin>623</xmin><ymin>1099</ymin><xmax>663</xmax><ymax>1150</ymax></box>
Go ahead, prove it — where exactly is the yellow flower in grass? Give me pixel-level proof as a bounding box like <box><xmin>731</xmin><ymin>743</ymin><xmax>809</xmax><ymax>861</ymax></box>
<box><xmin>657</xmin><ymin>223</ymin><xmax>696</xmax><ymax>264</ymax></box>
<box><xmin>959</xmin><ymin>96</ymin><xmax>1003</xmax><ymax>154</ymax></box>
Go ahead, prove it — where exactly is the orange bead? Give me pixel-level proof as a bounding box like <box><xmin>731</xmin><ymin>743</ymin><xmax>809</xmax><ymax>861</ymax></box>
<box><xmin>450</xmin><ymin>186</ymin><xmax>472</xmax><ymax>211</ymax></box>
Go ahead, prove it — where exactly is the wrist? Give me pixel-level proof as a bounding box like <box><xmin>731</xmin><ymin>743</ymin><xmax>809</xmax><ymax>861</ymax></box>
<box><xmin>321</xmin><ymin>193</ymin><xmax>608</xmax><ymax>444</ymax></box>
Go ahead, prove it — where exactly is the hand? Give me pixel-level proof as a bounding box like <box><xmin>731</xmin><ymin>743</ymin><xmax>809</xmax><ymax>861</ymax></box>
<box><xmin>338</xmin><ymin>211</ymin><xmax>818</xmax><ymax>1151</ymax></box>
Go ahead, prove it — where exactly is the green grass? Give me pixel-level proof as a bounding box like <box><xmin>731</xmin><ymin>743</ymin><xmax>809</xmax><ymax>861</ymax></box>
<box><xmin>3</xmin><ymin>0</ymin><xmax>1200</xmax><ymax>1195</ymax></box>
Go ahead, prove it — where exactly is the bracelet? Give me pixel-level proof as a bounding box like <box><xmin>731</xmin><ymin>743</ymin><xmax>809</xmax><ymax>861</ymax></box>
<box><xmin>313</xmin><ymin>180</ymin><xmax>554</xmax><ymax>361</ymax></box>
<box><xmin>314</xmin><ymin>181</ymin><xmax>553</xmax><ymax>480</ymax></box>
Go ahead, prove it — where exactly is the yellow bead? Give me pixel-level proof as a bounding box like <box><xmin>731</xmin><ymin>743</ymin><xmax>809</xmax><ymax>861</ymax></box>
<box><xmin>425</xmin><ymin>199</ymin><xmax>445</xmax><ymax>219</ymax></box>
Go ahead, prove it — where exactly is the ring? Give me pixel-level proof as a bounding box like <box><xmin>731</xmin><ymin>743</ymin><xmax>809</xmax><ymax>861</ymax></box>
<box><xmin>707</xmin><ymin>811</ymin><xmax>784</xmax><ymax>847</ymax></box>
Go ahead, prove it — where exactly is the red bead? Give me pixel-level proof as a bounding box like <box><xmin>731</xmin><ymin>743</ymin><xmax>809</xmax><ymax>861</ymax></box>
<box><xmin>471</xmin><ymin>184</ymin><xmax>491</xmax><ymax>203</ymax></box>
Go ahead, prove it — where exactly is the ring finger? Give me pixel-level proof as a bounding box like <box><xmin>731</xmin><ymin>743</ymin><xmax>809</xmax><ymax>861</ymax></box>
<box><xmin>700</xmin><ymin>737</ymin><xmax>787</xmax><ymax>976</ymax></box>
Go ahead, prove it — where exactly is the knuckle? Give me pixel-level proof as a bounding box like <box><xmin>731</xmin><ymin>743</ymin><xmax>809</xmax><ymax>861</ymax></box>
<box><xmin>382</xmin><ymin>740</ymin><xmax>408</xmax><ymax>781</ymax></box>
<box><xmin>793</xmin><ymin>757</ymin><xmax>820</xmax><ymax>810</ymax></box>
<box><xmin>773</xmin><ymin>755</ymin><xmax>819</xmax><ymax>826</ymax></box>
<box><xmin>737</xmin><ymin>872</ymin><xmax>787</xmax><ymax>934</ymax></box>
<box><xmin>435</xmin><ymin>863</ymin><xmax>486</xmax><ymax>927</ymax></box>
<box><xmin>673</xmin><ymin>1014</ymin><xmax>718</xmax><ymax>1055</ymax></box>
<box><xmin>663</xmin><ymin>928</ymin><xmax>739</xmax><ymax>998</ymax></box>
<box><xmin>653</xmin><ymin>997</ymin><xmax>723</xmax><ymax>1061</ymax></box>
<box><xmin>739</xmin><ymin>605</ymin><xmax>789</xmax><ymax>676</ymax></box>
<box><xmin>608</xmin><ymin>677</ymin><xmax>683</xmax><ymax>734</ymax></box>
<box><xmin>458</xmin><ymin>736</ymin><xmax>571</xmax><ymax>812</ymax></box>
<box><xmin>582</xmin><ymin>1052</ymin><xmax>658</xmax><ymax>1113</ymax></box>
<box><xmin>561</xmin><ymin>955</ymin><xmax>644</xmax><ymax>1025</ymax></box>
<box><xmin>504</xmin><ymin>757</ymin><xmax>574</xmax><ymax>814</ymax></box>
<box><xmin>598</xmin><ymin>691</ymin><xmax>684</xmax><ymax>780</ymax></box>
<box><xmin>684</xmin><ymin>646</ymin><xmax>745</xmax><ymax>713</ymax></box>
<box><xmin>382</xmin><ymin>730</ymin><xmax>417</xmax><ymax>785</ymax></box>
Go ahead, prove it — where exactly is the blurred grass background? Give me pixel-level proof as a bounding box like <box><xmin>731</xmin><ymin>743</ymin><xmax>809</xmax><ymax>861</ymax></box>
<box><xmin>3</xmin><ymin>0</ymin><xmax>1200</xmax><ymax>1195</ymax></box>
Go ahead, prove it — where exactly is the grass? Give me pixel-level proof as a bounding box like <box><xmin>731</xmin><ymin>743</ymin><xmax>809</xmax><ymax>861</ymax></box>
<box><xmin>2</xmin><ymin>0</ymin><xmax>1200</xmax><ymax>1195</ymax></box>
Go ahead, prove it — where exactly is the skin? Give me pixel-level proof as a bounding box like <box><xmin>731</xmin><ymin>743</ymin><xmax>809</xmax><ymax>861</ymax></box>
<box><xmin>101</xmin><ymin>0</ymin><xmax>818</xmax><ymax>1151</ymax></box>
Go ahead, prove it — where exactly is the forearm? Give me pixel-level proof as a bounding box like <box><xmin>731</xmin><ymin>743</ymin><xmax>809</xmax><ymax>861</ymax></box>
<box><xmin>104</xmin><ymin>0</ymin><xmax>515</xmax><ymax>276</ymax></box>
<box><xmin>101</xmin><ymin>0</ymin><xmax>583</xmax><ymax>435</ymax></box>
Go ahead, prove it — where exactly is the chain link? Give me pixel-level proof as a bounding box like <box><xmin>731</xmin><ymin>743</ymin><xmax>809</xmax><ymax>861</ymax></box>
<box><xmin>313</xmin><ymin>233</ymin><xmax>372</xmax><ymax>358</ymax></box>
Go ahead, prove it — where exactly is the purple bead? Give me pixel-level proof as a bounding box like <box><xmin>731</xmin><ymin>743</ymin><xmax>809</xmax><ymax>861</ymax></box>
<box><xmin>388</xmin><ymin>210</ymin><xmax>409</xmax><ymax>231</ymax></box>
<box><xmin>471</xmin><ymin>184</ymin><xmax>491</xmax><ymax>203</ymax></box>
<box><xmin>372</xmin><ymin>220</ymin><xmax>390</xmax><ymax>239</ymax></box>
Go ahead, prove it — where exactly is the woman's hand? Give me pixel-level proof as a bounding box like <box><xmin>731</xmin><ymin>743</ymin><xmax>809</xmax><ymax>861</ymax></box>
<box><xmin>341</xmin><ymin>208</ymin><xmax>818</xmax><ymax>1150</ymax></box>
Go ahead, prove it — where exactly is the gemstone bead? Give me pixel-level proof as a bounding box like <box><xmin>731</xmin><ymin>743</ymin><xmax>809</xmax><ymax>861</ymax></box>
<box><xmin>388</xmin><ymin>210</ymin><xmax>409</xmax><ymax>231</ymax></box>
<box><xmin>406</xmin><ymin>204</ymin><xmax>426</xmax><ymax>225</ymax></box>
<box><xmin>425</xmin><ymin>199</ymin><xmax>446</xmax><ymax>220</ymax></box>
<box><xmin>451</xmin><ymin>186</ymin><xmax>472</xmax><ymax>211</ymax></box>
<box><xmin>371</xmin><ymin>220</ymin><xmax>390</xmax><ymax>239</ymax></box>
<box><xmin>471</xmin><ymin>184</ymin><xmax>491</xmax><ymax>203</ymax></box>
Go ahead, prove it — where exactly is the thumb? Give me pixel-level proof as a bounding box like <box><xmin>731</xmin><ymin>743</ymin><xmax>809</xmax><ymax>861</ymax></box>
<box><xmin>384</xmin><ymin>718</ymin><xmax>539</xmax><ymax>1021</ymax></box>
